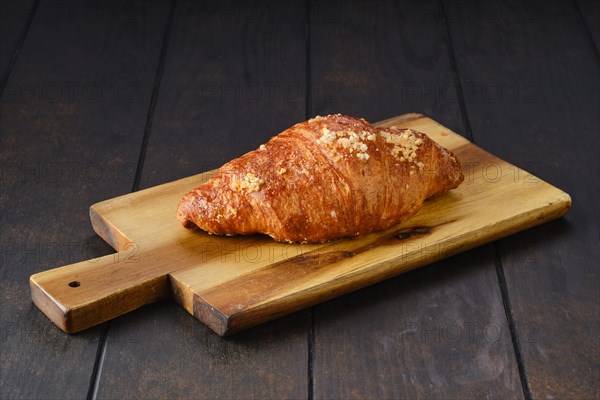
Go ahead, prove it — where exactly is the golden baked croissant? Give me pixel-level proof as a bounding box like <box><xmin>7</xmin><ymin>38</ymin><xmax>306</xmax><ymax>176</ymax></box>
<box><xmin>177</xmin><ymin>114</ymin><xmax>464</xmax><ymax>243</ymax></box>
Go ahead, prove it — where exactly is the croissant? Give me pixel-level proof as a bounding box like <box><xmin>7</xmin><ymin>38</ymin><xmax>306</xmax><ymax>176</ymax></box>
<box><xmin>177</xmin><ymin>114</ymin><xmax>464</xmax><ymax>243</ymax></box>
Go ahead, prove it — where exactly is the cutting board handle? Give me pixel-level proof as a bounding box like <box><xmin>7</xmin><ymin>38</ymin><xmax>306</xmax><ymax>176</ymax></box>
<box><xmin>30</xmin><ymin>249</ymin><xmax>170</xmax><ymax>334</ymax></box>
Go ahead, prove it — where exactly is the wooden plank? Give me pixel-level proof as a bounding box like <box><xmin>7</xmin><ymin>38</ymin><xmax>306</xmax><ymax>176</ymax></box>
<box><xmin>94</xmin><ymin>1</ymin><xmax>310</xmax><ymax>399</ymax></box>
<box><xmin>445</xmin><ymin>0</ymin><xmax>599</xmax><ymax>398</ymax></box>
<box><xmin>309</xmin><ymin>1</ymin><xmax>524</xmax><ymax>398</ymax></box>
<box><xmin>0</xmin><ymin>0</ymin><xmax>35</xmax><ymax>82</ymax></box>
<box><xmin>577</xmin><ymin>0</ymin><xmax>600</xmax><ymax>52</ymax></box>
<box><xmin>0</xmin><ymin>0</ymin><xmax>170</xmax><ymax>397</ymax></box>
<box><xmin>315</xmin><ymin>246</ymin><xmax>518</xmax><ymax>399</ymax></box>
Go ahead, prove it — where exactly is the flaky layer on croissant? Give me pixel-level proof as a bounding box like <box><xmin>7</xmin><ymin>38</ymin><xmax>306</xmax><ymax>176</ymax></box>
<box><xmin>177</xmin><ymin>114</ymin><xmax>464</xmax><ymax>243</ymax></box>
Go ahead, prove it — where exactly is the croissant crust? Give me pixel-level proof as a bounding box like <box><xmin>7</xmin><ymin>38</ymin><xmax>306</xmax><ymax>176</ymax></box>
<box><xmin>177</xmin><ymin>114</ymin><xmax>464</xmax><ymax>243</ymax></box>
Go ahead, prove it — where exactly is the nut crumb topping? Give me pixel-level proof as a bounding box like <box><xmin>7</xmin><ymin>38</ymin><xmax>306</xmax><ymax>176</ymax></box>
<box><xmin>309</xmin><ymin>117</ymin><xmax>427</xmax><ymax>168</ymax></box>
<box><xmin>234</xmin><ymin>172</ymin><xmax>264</xmax><ymax>192</ymax></box>
<box><xmin>225</xmin><ymin>205</ymin><xmax>237</xmax><ymax>217</ymax></box>
<box><xmin>317</xmin><ymin>127</ymin><xmax>337</xmax><ymax>145</ymax></box>
<box><xmin>308</xmin><ymin>116</ymin><xmax>325</xmax><ymax>123</ymax></box>
<box><xmin>308</xmin><ymin>113</ymin><xmax>342</xmax><ymax>123</ymax></box>
<box><xmin>379</xmin><ymin>128</ymin><xmax>424</xmax><ymax>168</ymax></box>
<box><xmin>316</xmin><ymin>126</ymin><xmax>373</xmax><ymax>161</ymax></box>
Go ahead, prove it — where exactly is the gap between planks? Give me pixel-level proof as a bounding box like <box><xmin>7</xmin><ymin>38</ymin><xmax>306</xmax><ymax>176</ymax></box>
<box><xmin>85</xmin><ymin>1</ymin><xmax>179</xmax><ymax>399</ymax></box>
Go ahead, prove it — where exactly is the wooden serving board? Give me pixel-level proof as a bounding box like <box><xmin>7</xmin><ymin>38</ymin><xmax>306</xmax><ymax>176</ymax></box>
<box><xmin>30</xmin><ymin>114</ymin><xmax>571</xmax><ymax>336</ymax></box>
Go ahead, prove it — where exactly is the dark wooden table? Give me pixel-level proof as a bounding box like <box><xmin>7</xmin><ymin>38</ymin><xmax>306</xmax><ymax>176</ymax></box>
<box><xmin>1</xmin><ymin>1</ymin><xmax>598</xmax><ymax>399</ymax></box>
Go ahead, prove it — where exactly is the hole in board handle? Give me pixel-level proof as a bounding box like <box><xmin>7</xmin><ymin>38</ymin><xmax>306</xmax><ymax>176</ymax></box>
<box><xmin>68</xmin><ymin>281</ymin><xmax>80</xmax><ymax>288</ymax></box>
